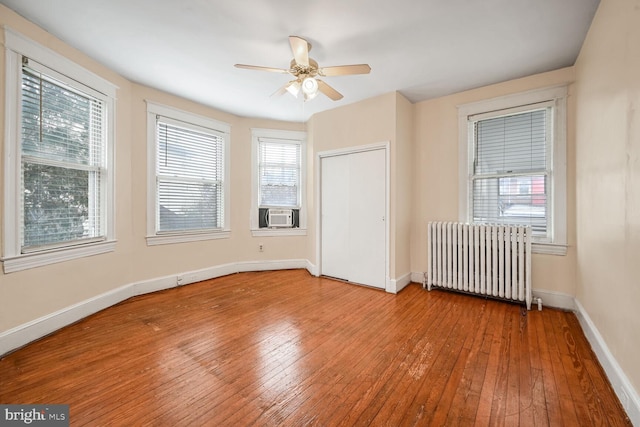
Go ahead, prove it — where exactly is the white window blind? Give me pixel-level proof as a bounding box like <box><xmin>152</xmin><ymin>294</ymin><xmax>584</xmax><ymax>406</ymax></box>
<box><xmin>471</xmin><ymin>108</ymin><xmax>549</xmax><ymax>235</ymax></box>
<box><xmin>258</xmin><ymin>138</ymin><xmax>301</xmax><ymax>207</ymax></box>
<box><xmin>156</xmin><ymin>118</ymin><xmax>225</xmax><ymax>233</ymax></box>
<box><xmin>20</xmin><ymin>62</ymin><xmax>106</xmax><ymax>251</ymax></box>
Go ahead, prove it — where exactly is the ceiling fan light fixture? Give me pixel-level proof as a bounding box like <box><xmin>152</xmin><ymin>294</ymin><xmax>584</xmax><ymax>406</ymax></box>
<box><xmin>286</xmin><ymin>81</ymin><xmax>301</xmax><ymax>97</ymax></box>
<box><xmin>301</xmin><ymin>77</ymin><xmax>318</xmax><ymax>96</ymax></box>
<box><xmin>235</xmin><ymin>36</ymin><xmax>369</xmax><ymax>102</ymax></box>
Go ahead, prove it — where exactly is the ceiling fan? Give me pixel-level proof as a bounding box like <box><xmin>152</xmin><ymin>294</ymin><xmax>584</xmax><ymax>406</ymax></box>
<box><xmin>235</xmin><ymin>36</ymin><xmax>371</xmax><ymax>101</ymax></box>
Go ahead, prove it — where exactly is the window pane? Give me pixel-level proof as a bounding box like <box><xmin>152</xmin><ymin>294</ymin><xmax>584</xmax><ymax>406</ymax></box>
<box><xmin>158</xmin><ymin>181</ymin><xmax>221</xmax><ymax>232</ymax></box>
<box><xmin>259</xmin><ymin>141</ymin><xmax>300</xmax><ymax>207</ymax></box>
<box><xmin>472</xmin><ymin>175</ymin><xmax>547</xmax><ymax>234</ymax></box>
<box><xmin>157</xmin><ymin>122</ymin><xmax>223</xmax><ymax>181</ymax></box>
<box><xmin>475</xmin><ymin>109</ymin><xmax>546</xmax><ymax>175</ymax></box>
<box><xmin>22</xmin><ymin>70</ymin><xmax>102</xmax><ymax>166</ymax></box>
<box><xmin>22</xmin><ymin>162</ymin><xmax>101</xmax><ymax>248</ymax></box>
<box><xmin>156</xmin><ymin>119</ymin><xmax>225</xmax><ymax>232</ymax></box>
<box><xmin>259</xmin><ymin>166</ymin><xmax>299</xmax><ymax>206</ymax></box>
<box><xmin>20</xmin><ymin>66</ymin><xmax>106</xmax><ymax>251</ymax></box>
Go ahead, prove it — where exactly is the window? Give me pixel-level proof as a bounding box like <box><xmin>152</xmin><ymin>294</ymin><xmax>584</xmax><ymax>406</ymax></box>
<box><xmin>458</xmin><ymin>86</ymin><xmax>567</xmax><ymax>255</ymax></box>
<box><xmin>251</xmin><ymin>128</ymin><xmax>306</xmax><ymax>235</ymax></box>
<box><xmin>259</xmin><ymin>138</ymin><xmax>301</xmax><ymax>208</ymax></box>
<box><xmin>3</xmin><ymin>29</ymin><xmax>116</xmax><ymax>273</ymax></box>
<box><xmin>472</xmin><ymin>108</ymin><xmax>549</xmax><ymax>234</ymax></box>
<box><xmin>146</xmin><ymin>102</ymin><xmax>230</xmax><ymax>245</ymax></box>
<box><xmin>21</xmin><ymin>63</ymin><xmax>107</xmax><ymax>249</ymax></box>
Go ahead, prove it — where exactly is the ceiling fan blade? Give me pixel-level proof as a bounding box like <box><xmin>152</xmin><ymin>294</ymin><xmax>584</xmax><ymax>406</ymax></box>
<box><xmin>235</xmin><ymin>64</ymin><xmax>290</xmax><ymax>74</ymax></box>
<box><xmin>318</xmin><ymin>64</ymin><xmax>371</xmax><ymax>77</ymax></box>
<box><xmin>289</xmin><ymin>36</ymin><xmax>309</xmax><ymax>67</ymax></box>
<box><xmin>317</xmin><ymin>79</ymin><xmax>343</xmax><ymax>101</ymax></box>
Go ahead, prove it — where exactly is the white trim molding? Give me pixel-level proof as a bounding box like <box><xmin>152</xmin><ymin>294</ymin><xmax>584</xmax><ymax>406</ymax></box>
<box><xmin>413</xmin><ymin>273</ymin><xmax>577</xmax><ymax>311</ymax></box>
<box><xmin>145</xmin><ymin>101</ymin><xmax>231</xmax><ymax>246</ymax></box>
<box><xmin>531</xmin><ymin>289</ymin><xmax>576</xmax><ymax>311</ymax></box>
<box><xmin>2</xmin><ymin>241</ymin><xmax>117</xmax><ymax>273</ymax></box>
<box><xmin>575</xmin><ymin>300</ymin><xmax>640</xmax><ymax>425</ymax></box>
<box><xmin>2</xmin><ymin>28</ymin><xmax>117</xmax><ymax>273</ymax></box>
<box><xmin>388</xmin><ymin>273</ymin><xmax>412</xmax><ymax>294</ymax></box>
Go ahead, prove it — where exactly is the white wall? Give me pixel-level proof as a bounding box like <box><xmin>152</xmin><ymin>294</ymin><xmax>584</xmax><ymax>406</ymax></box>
<box><xmin>574</xmin><ymin>0</ymin><xmax>640</xmax><ymax>408</ymax></box>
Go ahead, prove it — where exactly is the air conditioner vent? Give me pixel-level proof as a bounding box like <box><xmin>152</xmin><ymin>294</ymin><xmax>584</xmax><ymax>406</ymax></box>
<box><xmin>267</xmin><ymin>209</ymin><xmax>293</xmax><ymax>228</ymax></box>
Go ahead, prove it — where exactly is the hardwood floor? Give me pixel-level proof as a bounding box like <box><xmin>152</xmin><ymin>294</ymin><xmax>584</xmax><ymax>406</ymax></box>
<box><xmin>0</xmin><ymin>270</ymin><xmax>630</xmax><ymax>426</ymax></box>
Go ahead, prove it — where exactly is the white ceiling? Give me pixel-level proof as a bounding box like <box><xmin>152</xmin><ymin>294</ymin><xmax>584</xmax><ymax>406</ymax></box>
<box><xmin>1</xmin><ymin>0</ymin><xmax>599</xmax><ymax>123</ymax></box>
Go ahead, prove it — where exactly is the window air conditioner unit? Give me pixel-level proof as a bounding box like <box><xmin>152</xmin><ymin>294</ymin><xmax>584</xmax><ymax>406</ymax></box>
<box><xmin>267</xmin><ymin>209</ymin><xmax>293</xmax><ymax>228</ymax></box>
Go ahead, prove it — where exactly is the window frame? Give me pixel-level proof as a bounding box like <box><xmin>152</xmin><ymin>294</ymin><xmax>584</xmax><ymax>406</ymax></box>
<box><xmin>250</xmin><ymin>128</ymin><xmax>307</xmax><ymax>237</ymax></box>
<box><xmin>458</xmin><ymin>85</ymin><xmax>568</xmax><ymax>255</ymax></box>
<box><xmin>146</xmin><ymin>101</ymin><xmax>230</xmax><ymax>245</ymax></box>
<box><xmin>2</xmin><ymin>28</ymin><xmax>116</xmax><ymax>273</ymax></box>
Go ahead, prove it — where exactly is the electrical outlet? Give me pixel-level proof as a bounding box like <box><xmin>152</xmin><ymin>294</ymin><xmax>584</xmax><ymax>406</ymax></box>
<box><xmin>259</xmin><ymin>243</ymin><xmax>264</xmax><ymax>252</ymax></box>
<box><xmin>176</xmin><ymin>275</ymin><xmax>183</xmax><ymax>286</ymax></box>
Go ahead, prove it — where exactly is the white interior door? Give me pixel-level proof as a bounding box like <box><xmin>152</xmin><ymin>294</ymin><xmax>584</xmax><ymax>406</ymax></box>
<box><xmin>321</xmin><ymin>148</ymin><xmax>386</xmax><ymax>289</ymax></box>
<box><xmin>321</xmin><ymin>154</ymin><xmax>350</xmax><ymax>281</ymax></box>
<box><xmin>347</xmin><ymin>149</ymin><xmax>386</xmax><ymax>288</ymax></box>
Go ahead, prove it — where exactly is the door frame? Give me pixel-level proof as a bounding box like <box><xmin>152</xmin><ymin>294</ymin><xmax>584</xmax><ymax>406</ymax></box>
<box><xmin>316</xmin><ymin>141</ymin><xmax>391</xmax><ymax>292</ymax></box>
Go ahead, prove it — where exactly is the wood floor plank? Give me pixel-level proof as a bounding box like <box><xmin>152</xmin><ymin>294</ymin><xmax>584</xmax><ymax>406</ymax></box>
<box><xmin>473</xmin><ymin>300</ymin><xmax>509</xmax><ymax>426</ymax></box>
<box><xmin>543</xmin><ymin>308</ymin><xmax>583</xmax><ymax>426</ymax></box>
<box><xmin>457</xmin><ymin>300</ymin><xmax>500</xmax><ymax>426</ymax></box>
<box><xmin>440</xmin><ymin>298</ymin><xmax>495</xmax><ymax>426</ymax></box>
<box><xmin>306</xmin><ymin>291</ymin><xmax>440</xmax><ymax>426</ymax></box>
<box><xmin>370</xmin><ymin>293</ymin><xmax>463</xmax><ymax>426</ymax></box>
<box><xmin>0</xmin><ymin>270</ymin><xmax>631</xmax><ymax>426</ymax></box>
<box><xmin>516</xmin><ymin>310</ymin><xmax>535</xmax><ymax>427</ymax></box>
<box><xmin>322</xmin><ymin>292</ymin><xmax>445</xmax><ymax>426</ymax></box>
<box><xmin>526</xmin><ymin>312</ymin><xmax>550</xmax><ymax>427</ymax></box>
<box><xmin>398</xmin><ymin>294</ymin><xmax>489</xmax><ymax>427</ymax></box>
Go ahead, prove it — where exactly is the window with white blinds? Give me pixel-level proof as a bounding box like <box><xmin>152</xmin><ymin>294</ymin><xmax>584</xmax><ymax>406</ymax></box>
<box><xmin>258</xmin><ymin>138</ymin><xmax>301</xmax><ymax>208</ymax></box>
<box><xmin>3</xmin><ymin>30</ymin><xmax>116</xmax><ymax>272</ymax></box>
<box><xmin>20</xmin><ymin>60</ymin><xmax>107</xmax><ymax>251</ymax></box>
<box><xmin>459</xmin><ymin>87</ymin><xmax>567</xmax><ymax>254</ymax></box>
<box><xmin>471</xmin><ymin>107</ymin><xmax>550</xmax><ymax>236</ymax></box>
<box><xmin>155</xmin><ymin>117</ymin><xmax>225</xmax><ymax>233</ymax></box>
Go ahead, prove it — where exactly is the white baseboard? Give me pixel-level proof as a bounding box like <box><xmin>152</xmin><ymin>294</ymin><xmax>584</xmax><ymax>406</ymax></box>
<box><xmin>132</xmin><ymin>274</ymin><xmax>178</xmax><ymax>296</ymax></box>
<box><xmin>411</xmin><ymin>272</ymin><xmax>426</xmax><ymax>286</ymax></box>
<box><xmin>531</xmin><ymin>289</ymin><xmax>576</xmax><ymax>311</ymax></box>
<box><xmin>236</xmin><ymin>259</ymin><xmax>309</xmax><ymax>274</ymax></box>
<box><xmin>407</xmin><ymin>274</ymin><xmax>576</xmax><ymax>311</ymax></box>
<box><xmin>387</xmin><ymin>272</ymin><xmax>412</xmax><ymax>294</ymax></box>
<box><xmin>0</xmin><ymin>259</ymin><xmax>313</xmax><ymax>356</ymax></box>
<box><xmin>0</xmin><ymin>283</ymin><xmax>133</xmax><ymax>356</ymax></box>
<box><xmin>575</xmin><ymin>299</ymin><xmax>639</xmax><ymax>426</ymax></box>
<box><xmin>306</xmin><ymin>260</ymin><xmax>319</xmax><ymax>277</ymax></box>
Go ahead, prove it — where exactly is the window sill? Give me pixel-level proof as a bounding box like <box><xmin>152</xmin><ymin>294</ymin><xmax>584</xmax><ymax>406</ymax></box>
<box><xmin>251</xmin><ymin>228</ymin><xmax>307</xmax><ymax>237</ymax></box>
<box><xmin>532</xmin><ymin>242</ymin><xmax>567</xmax><ymax>256</ymax></box>
<box><xmin>146</xmin><ymin>230</ymin><xmax>230</xmax><ymax>246</ymax></box>
<box><xmin>1</xmin><ymin>240</ymin><xmax>117</xmax><ymax>273</ymax></box>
